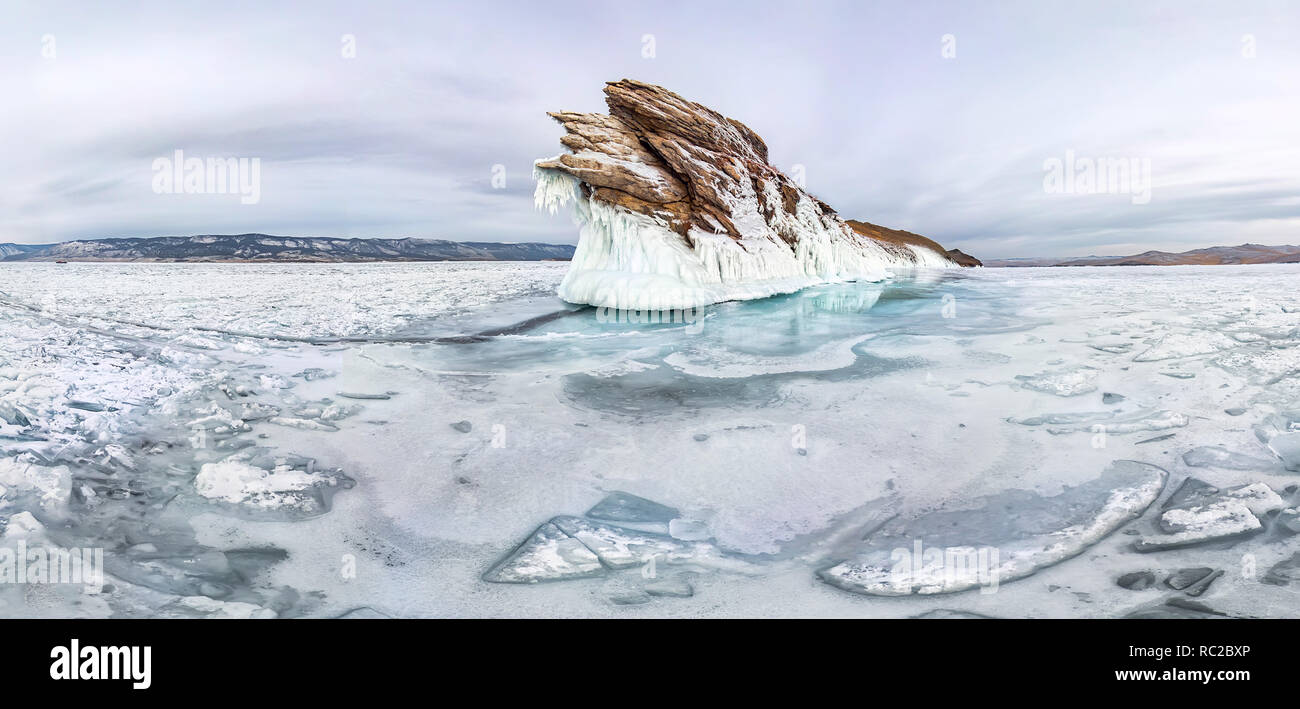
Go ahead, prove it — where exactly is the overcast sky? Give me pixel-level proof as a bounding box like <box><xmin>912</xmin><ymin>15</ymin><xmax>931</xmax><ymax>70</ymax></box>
<box><xmin>3</xmin><ymin>0</ymin><xmax>1298</xmax><ymax>258</ymax></box>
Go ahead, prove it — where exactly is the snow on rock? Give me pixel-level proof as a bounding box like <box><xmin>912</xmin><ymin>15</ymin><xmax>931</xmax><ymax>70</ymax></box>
<box><xmin>533</xmin><ymin>79</ymin><xmax>960</xmax><ymax>310</ymax></box>
<box><xmin>818</xmin><ymin>460</ymin><xmax>1167</xmax><ymax>596</ymax></box>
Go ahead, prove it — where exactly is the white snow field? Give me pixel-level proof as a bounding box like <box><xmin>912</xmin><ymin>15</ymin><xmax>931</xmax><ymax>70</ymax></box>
<box><xmin>2</xmin><ymin>261</ymin><xmax>1300</xmax><ymax>618</ymax></box>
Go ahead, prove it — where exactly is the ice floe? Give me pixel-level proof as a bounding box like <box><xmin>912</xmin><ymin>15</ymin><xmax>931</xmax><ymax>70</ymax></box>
<box><xmin>1268</xmin><ymin>432</ymin><xmax>1300</xmax><ymax>471</ymax></box>
<box><xmin>818</xmin><ymin>460</ymin><xmax>1166</xmax><ymax>595</ymax></box>
<box><xmin>1182</xmin><ymin>446</ymin><xmax>1278</xmax><ymax>470</ymax></box>
<box><xmin>1014</xmin><ymin>366</ymin><xmax>1099</xmax><ymax>396</ymax></box>
<box><xmin>481</xmin><ymin>522</ymin><xmax>604</xmax><ymax>584</ymax></box>
<box><xmin>193</xmin><ymin>456</ymin><xmax>351</xmax><ymax>514</ymax></box>
<box><xmin>4</xmin><ymin>260</ymin><xmax>1300</xmax><ymax>618</ymax></box>
<box><xmin>1135</xmin><ymin>481</ymin><xmax>1284</xmax><ymax>551</ymax></box>
<box><xmin>483</xmin><ymin>495</ymin><xmax>754</xmax><ymax>586</ymax></box>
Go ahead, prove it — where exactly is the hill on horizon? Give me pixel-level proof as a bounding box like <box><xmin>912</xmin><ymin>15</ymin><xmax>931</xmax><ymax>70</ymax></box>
<box><xmin>983</xmin><ymin>243</ymin><xmax>1300</xmax><ymax>267</ymax></box>
<box><xmin>0</xmin><ymin>234</ymin><xmax>576</xmax><ymax>263</ymax></box>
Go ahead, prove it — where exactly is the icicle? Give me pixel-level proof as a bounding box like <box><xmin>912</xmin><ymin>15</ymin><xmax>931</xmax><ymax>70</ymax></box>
<box><xmin>533</xmin><ymin>166</ymin><xmax>956</xmax><ymax>310</ymax></box>
<box><xmin>533</xmin><ymin>160</ymin><xmax>578</xmax><ymax>215</ymax></box>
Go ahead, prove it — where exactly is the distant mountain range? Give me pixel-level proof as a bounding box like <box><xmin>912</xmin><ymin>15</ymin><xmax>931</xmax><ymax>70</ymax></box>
<box><xmin>0</xmin><ymin>234</ymin><xmax>576</xmax><ymax>263</ymax></box>
<box><xmin>985</xmin><ymin>243</ymin><xmax>1300</xmax><ymax>268</ymax></box>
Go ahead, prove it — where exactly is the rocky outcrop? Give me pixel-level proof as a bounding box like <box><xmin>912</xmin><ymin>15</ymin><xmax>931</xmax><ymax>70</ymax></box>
<box><xmin>535</xmin><ymin>80</ymin><xmax>963</xmax><ymax>310</ymax></box>
<box><xmin>945</xmin><ymin>249</ymin><xmax>983</xmax><ymax>267</ymax></box>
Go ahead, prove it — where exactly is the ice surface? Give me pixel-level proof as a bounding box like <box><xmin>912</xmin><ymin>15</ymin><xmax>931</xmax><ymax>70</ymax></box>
<box><xmin>644</xmin><ymin>574</ymin><xmax>695</xmax><ymax>598</ymax></box>
<box><xmin>585</xmin><ymin>492</ymin><xmax>679</xmax><ymax>525</ymax></box>
<box><xmin>1264</xmin><ymin>552</ymin><xmax>1300</xmax><ymax>586</ymax></box>
<box><xmin>4</xmin><ymin>261</ymin><xmax>1300</xmax><ymax>617</ymax></box>
<box><xmin>1182</xmin><ymin>446</ymin><xmax>1278</xmax><ymax>470</ymax></box>
<box><xmin>1134</xmin><ymin>332</ymin><xmax>1236</xmax><ymax>362</ymax></box>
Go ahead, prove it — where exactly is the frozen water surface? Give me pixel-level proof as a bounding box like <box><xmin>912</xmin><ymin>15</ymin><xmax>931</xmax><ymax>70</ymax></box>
<box><xmin>3</xmin><ymin>261</ymin><xmax>1300</xmax><ymax>617</ymax></box>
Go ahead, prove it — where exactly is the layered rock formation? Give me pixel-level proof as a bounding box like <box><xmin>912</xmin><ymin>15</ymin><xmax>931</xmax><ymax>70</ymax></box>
<box><xmin>535</xmin><ymin>79</ymin><xmax>964</xmax><ymax>310</ymax></box>
<box><xmin>945</xmin><ymin>249</ymin><xmax>983</xmax><ymax>267</ymax></box>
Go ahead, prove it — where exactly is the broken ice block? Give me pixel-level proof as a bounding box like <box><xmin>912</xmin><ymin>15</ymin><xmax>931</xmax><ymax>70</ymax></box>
<box><xmin>481</xmin><ymin>522</ymin><xmax>604</xmax><ymax>583</ymax></box>
<box><xmin>585</xmin><ymin>491</ymin><xmax>679</xmax><ymax>525</ymax></box>
<box><xmin>1136</xmin><ymin>482</ymin><xmax>1282</xmax><ymax>552</ymax></box>
<box><xmin>1268</xmin><ymin>432</ymin><xmax>1300</xmax><ymax>471</ymax></box>
<box><xmin>1014</xmin><ymin>366</ymin><xmax>1099</xmax><ymax>397</ymax></box>
<box><xmin>818</xmin><ymin>460</ymin><xmax>1167</xmax><ymax>595</ymax></box>
<box><xmin>1182</xmin><ymin>446</ymin><xmax>1277</xmax><ymax>470</ymax></box>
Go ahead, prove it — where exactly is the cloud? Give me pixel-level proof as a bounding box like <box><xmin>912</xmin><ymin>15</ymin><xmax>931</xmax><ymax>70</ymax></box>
<box><xmin>2</xmin><ymin>0</ymin><xmax>1298</xmax><ymax>259</ymax></box>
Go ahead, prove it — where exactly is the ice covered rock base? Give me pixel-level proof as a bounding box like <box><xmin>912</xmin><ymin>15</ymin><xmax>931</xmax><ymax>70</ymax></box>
<box><xmin>534</xmin><ymin>79</ymin><xmax>960</xmax><ymax>310</ymax></box>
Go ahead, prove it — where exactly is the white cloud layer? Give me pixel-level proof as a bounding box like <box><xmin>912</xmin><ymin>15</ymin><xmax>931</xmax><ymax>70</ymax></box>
<box><xmin>2</xmin><ymin>0</ymin><xmax>1298</xmax><ymax>258</ymax></box>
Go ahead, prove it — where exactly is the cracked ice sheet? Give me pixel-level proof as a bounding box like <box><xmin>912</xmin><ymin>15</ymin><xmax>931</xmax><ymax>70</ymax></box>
<box><xmin>0</xmin><ymin>261</ymin><xmax>569</xmax><ymax>340</ymax></box>
<box><xmin>6</xmin><ymin>262</ymin><xmax>1300</xmax><ymax>618</ymax></box>
<box><xmin>247</xmin><ymin>264</ymin><xmax>1300</xmax><ymax>617</ymax></box>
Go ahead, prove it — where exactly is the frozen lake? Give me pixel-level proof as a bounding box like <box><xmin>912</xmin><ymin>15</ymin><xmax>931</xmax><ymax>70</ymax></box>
<box><xmin>2</xmin><ymin>261</ymin><xmax>1299</xmax><ymax>617</ymax></box>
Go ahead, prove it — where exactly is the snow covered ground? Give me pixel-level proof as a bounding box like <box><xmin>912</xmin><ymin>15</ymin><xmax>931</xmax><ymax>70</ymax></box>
<box><xmin>2</xmin><ymin>261</ymin><xmax>1300</xmax><ymax>618</ymax></box>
